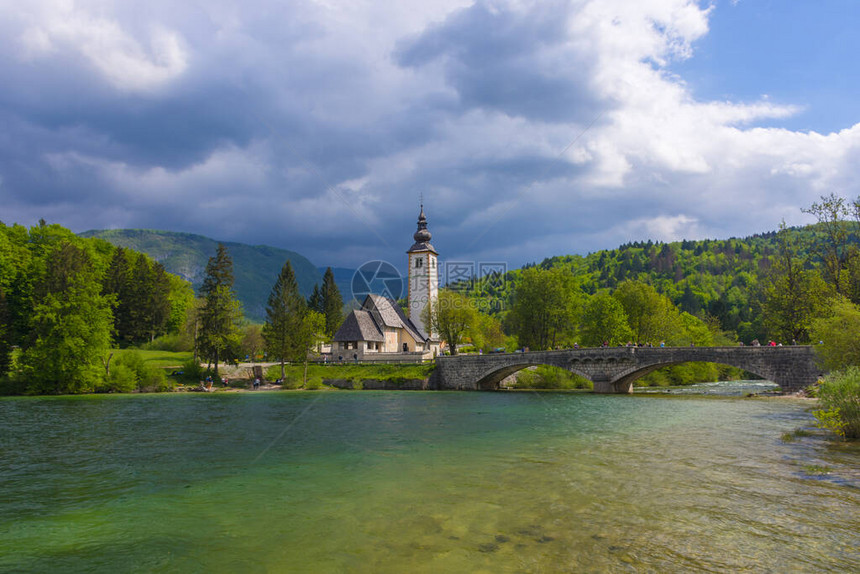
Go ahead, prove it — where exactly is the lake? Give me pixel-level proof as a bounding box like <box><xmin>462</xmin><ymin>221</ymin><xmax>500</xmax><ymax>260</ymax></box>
<box><xmin>1</xmin><ymin>389</ymin><xmax>858</xmax><ymax>572</ymax></box>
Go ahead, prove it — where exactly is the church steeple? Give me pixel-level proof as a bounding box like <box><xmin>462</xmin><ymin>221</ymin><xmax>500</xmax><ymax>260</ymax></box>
<box><xmin>408</xmin><ymin>203</ymin><xmax>437</xmax><ymax>254</ymax></box>
<box><xmin>406</xmin><ymin>202</ymin><xmax>439</xmax><ymax>339</ymax></box>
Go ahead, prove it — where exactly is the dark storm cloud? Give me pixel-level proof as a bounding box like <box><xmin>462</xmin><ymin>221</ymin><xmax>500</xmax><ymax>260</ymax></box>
<box><xmin>396</xmin><ymin>0</ymin><xmax>602</xmax><ymax>123</ymax></box>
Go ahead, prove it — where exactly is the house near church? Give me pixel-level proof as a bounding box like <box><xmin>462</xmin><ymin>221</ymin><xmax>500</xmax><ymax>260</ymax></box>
<box><xmin>331</xmin><ymin>206</ymin><xmax>441</xmax><ymax>361</ymax></box>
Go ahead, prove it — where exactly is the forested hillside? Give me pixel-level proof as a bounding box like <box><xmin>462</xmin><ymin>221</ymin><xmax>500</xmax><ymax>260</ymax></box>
<box><xmin>460</xmin><ymin>222</ymin><xmax>860</xmax><ymax>345</ymax></box>
<box><xmin>81</xmin><ymin>229</ymin><xmax>322</xmax><ymax>321</ymax></box>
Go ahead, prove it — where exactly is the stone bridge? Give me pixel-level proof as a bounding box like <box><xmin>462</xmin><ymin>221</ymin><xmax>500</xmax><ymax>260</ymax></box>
<box><xmin>431</xmin><ymin>346</ymin><xmax>822</xmax><ymax>393</ymax></box>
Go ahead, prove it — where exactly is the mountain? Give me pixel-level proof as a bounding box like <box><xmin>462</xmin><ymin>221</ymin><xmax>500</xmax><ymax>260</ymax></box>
<box><xmin>80</xmin><ymin>229</ymin><xmax>322</xmax><ymax>321</ymax></box>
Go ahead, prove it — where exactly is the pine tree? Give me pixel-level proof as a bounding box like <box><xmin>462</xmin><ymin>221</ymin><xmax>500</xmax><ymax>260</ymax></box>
<box><xmin>198</xmin><ymin>244</ymin><xmax>243</xmax><ymax>384</ymax></box>
<box><xmin>103</xmin><ymin>247</ymin><xmax>134</xmax><ymax>346</ymax></box>
<box><xmin>128</xmin><ymin>255</ymin><xmax>155</xmax><ymax>344</ymax></box>
<box><xmin>307</xmin><ymin>284</ymin><xmax>323</xmax><ymax>314</ymax></box>
<box><xmin>321</xmin><ymin>267</ymin><xmax>343</xmax><ymax>338</ymax></box>
<box><xmin>148</xmin><ymin>262</ymin><xmax>172</xmax><ymax>341</ymax></box>
<box><xmin>263</xmin><ymin>261</ymin><xmax>305</xmax><ymax>380</ymax></box>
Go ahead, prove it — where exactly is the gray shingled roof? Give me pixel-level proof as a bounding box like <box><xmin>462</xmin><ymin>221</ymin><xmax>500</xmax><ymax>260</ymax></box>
<box><xmin>365</xmin><ymin>294</ymin><xmax>428</xmax><ymax>342</ymax></box>
<box><xmin>365</xmin><ymin>294</ymin><xmax>402</xmax><ymax>328</ymax></box>
<box><xmin>332</xmin><ymin>310</ymin><xmax>384</xmax><ymax>342</ymax></box>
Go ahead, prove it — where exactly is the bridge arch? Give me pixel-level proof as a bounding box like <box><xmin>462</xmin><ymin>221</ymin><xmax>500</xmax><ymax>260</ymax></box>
<box><xmin>473</xmin><ymin>362</ymin><xmax>593</xmax><ymax>390</ymax></box>
<box><xmin>606</xmin><ymin>359</ymin><xmax>770</xmax><ymax>394</ymax></box>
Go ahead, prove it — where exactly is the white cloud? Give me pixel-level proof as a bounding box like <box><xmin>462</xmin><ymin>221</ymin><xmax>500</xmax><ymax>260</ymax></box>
<box><xmin>10</xmin><ymin>0</ymin><xmax>188</xmax><ymax>92</ymax></box>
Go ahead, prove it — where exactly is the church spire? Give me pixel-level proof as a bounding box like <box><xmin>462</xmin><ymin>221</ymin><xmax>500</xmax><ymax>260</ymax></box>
<box><xmin>413</xmin><ymin>203</ymin><xmax>431</xmax><ymax>243</ymax></box>
<box><xmin>408</xmin><ymin>202</ymin><xmax>436</xmax><ymax>253</ymax></box>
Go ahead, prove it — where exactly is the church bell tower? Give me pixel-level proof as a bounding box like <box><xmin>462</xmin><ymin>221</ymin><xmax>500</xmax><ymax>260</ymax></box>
<box><xmin>407</xmin><ymin>204</ymin><xmax>438</xmax><ymax>338</ymax></box>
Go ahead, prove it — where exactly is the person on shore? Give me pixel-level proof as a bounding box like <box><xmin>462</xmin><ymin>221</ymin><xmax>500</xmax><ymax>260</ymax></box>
<box><xmin>253</xmin><ymin>378</ymin><xmax>260</xmax><ymax>390</ymax></box>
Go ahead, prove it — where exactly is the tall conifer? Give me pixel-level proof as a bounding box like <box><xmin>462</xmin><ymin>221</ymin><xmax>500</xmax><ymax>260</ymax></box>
<box><xmin>199</xmin><ymin>244</ymin><xmax>243</xmax><ymax>383</ymax></box>
<box><xmin>308</xmin><ymin>284</ymin><xmax>323</xmax><ymax>314</ymax></box>
<box><xmin>263</xmin><ymin>260</ymin><xmax>305</xmax><ymax>380</ymax></box>
<box><xmin>321</xmin><ymin>267</ymin><xmax>343</xmax><ymax>338</ymax></box>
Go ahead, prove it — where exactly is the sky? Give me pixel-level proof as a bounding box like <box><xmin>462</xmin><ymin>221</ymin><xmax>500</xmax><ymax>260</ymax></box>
<box><xmin>1</xmin><ymin>0</ymin><xmax>858</xmax><ymax>276</ymax></box>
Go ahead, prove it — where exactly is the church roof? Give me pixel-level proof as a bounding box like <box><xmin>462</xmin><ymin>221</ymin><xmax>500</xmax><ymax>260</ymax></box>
<box><xmin>364</xmin><ymin>294</ymin><xmax>429</xmax><ymax>343</ymax></box>
<box><xmin>332</xmin><ymin>310</ymin><xmax>384</xmax><ymax>342</ymax></box>
<box><xmin>332</xmin><ymin>295</ymin><xmax>431</xmax><ymax>344</ymax></box>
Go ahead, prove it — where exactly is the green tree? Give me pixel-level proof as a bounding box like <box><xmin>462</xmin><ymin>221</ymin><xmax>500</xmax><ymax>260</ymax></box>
<box><xmin>102</xmin><ymin>247</ymin><xmax>134</xmax><ymax>346</ymax></box>
<box><xmin>263</xmin><ymin>261</ymin><xmax>306</xmax><ymax>379</ymax></box>
<box><xmin>422</xmin><ymin>290</ymin><xmax>479</xmax><ymax>355</ymax></box>
<box><xmin>295</xmin><ymin>310</ymin><xmax>325</xmax><ymax>387</ymax></box>
<box><xmin>0</xmin><ymin>286</ymin><xmax>10</xmax><ymax>377</ymax></box>
<box><xmin>198</xmin><ymin>244</ymin><xmax>243</xmax><ymax>383</ymax></box>
<box><xmin>508</xmin><ymin>267</ymin><xmax>581</xmax><ymax>350</ymax></box>
<box><xmin>613</xmin><ymin>281</ymin><xmax>683</xmax><ymax>345</ymax></box>
<box><xmin>809</xmin><ymin>297</ymin><xmax>860</xmax><ymax>371</ymax></box>
<box><xmin>321</xmin><ymin>267</ymin><xmax>344</xmax><ymax>338</ymax></box>
<box><xmin>242</xmin><ymin>324</ymin><xmax>265</xmax><ymax>362</ymax></box>
<box><xmin>148</xmin><ymin>262</ymin><xmax>172</xmax><ymax>340</ymax></box>
<box><xmin>165</xmin><ymin>273</ymin><xmax>195</xmax><ymax>336</ymax></box>
<box><xmin>762</xmin><ymin>223</ymin><xmax>831</xmax><ymax>343</ymax></box>
<box><xmin>307</xmin><ymin>284</ymin><xmax>323</xmax><ymax>314</ymax></box>
<box><xmin>20</xmin><ymin>242</ymin><xmax>113</xmax><ymax>394</ymax></box>
<box><xmin>579</xmin><ymin>291</ymin><xmax>631</xmax><ymax>346</ymax></box>
<box><xmin>470</xmin><ymin>312</ymin><xmax>507</xmax><ymax>352</ymax></box>
<box><xmin>802</xmin><ymin>193</ymin><xmax>853</xmax><ymax>296</ymax></box>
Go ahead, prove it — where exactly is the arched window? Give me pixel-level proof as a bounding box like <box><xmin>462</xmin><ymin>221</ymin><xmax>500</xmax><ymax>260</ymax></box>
<box><xmin>415</xmin><ymin>257</ymin><xmax>423</xmax><ymax>268</ymax></box>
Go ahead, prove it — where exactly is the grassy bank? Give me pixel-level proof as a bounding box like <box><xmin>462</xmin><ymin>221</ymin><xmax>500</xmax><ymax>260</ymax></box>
<box><xmin>264</xmin><ymin>363</ymin><xmax>435</xmax><ymax>389</ymax></box>
<box><xmin>109</xmin><ymin>349</ymin><xmax>192</xmax><ymax>369</ymax></box>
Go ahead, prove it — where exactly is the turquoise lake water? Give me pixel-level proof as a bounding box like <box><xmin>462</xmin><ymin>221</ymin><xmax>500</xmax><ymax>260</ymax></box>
<box><xmin>1</xmin><ymin>390</ymin><xmax>858</xmax><ymax>572</ymax></box>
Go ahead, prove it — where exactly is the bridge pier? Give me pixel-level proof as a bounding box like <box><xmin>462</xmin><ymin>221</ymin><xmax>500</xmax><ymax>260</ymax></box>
<box><xmin>592</xmin><ymin>378</ymin><xmax>632</xmax><ymax>394</ymax></box>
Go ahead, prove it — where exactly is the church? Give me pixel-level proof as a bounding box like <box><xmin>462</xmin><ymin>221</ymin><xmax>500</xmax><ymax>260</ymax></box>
<box><xmin>331</xmin><ymin>206</ymin><xmax>442</xmax><ymax>361</ymax></box>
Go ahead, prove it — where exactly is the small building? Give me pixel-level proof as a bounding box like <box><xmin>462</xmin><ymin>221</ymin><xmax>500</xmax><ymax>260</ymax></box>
<box><xmin>331</xmin><ymin>205</ymin><xmax>442</xmax><ymax>362</ymax></box>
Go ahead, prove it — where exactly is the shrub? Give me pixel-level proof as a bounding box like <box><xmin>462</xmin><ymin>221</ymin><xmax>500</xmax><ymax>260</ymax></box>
<box><xmin>177</xmin><ymin>358</ymin><xmax>204</xmax><ymax>384</ymax></box>
<box><xmin>99</xmin><ymin>363</ymin><xmax>138</xmax><ymax>393</ymax></box>
<box><xmin>814</xmin><ymin>367</ymin><xmax>860</xmax><ymax>439</ymax></box>
<box><xmin>112</xmin><ymin>351</ymin><xmax>171</xmax><ymax>392</ymax></box>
